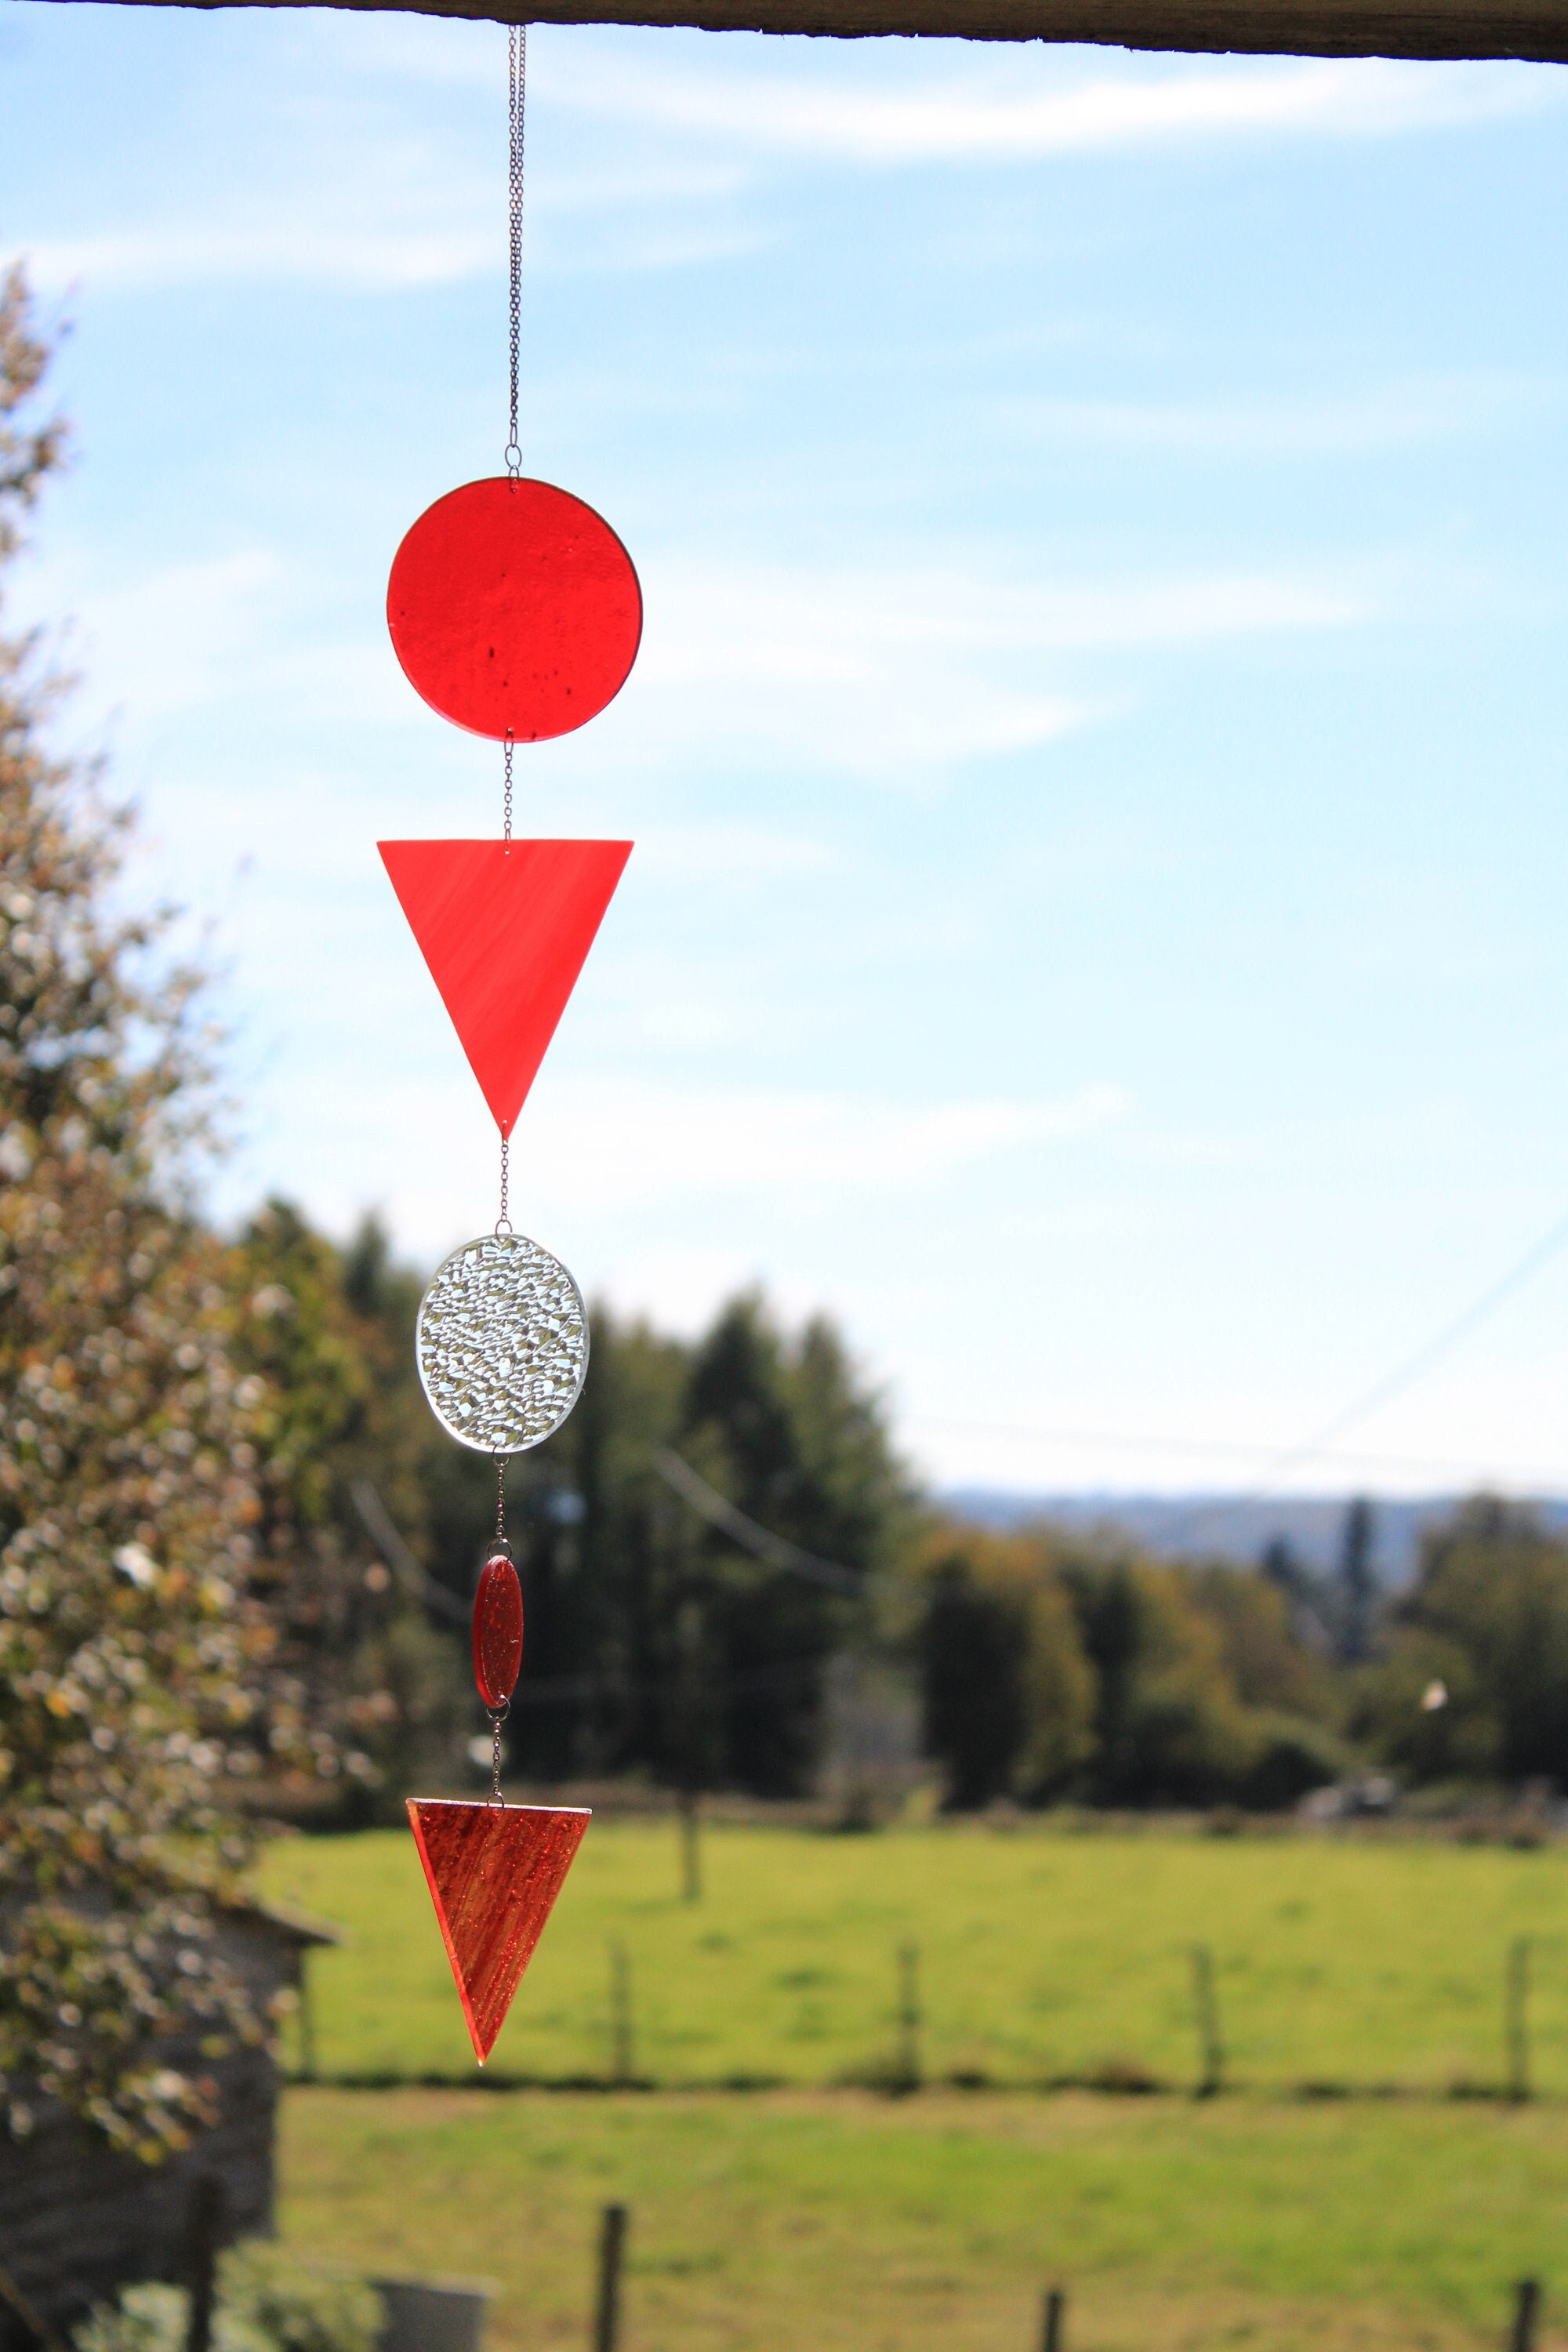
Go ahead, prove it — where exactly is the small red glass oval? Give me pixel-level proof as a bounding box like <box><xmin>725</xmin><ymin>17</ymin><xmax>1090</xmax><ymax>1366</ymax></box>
<box><xmin>473</xmin><ymin>1556</ymin><xmax>524</xmax><ymax>1708</ymax></box>
<box><xmin>387</xmin><ymin>477</ymin><xmax>642</xmax><ymax>744</ymax></box>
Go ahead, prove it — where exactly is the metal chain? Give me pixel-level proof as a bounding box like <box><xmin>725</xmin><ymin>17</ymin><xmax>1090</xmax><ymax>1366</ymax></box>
<box><xmin>488</xmin><ymin>1700</ymin><xmax>509</xmax><ymax>1805</ymax></box>
<box><xmin>496</xmin><ymin>1131</ymin><xmax>512</xmax><ymax>1236</ymax></box>
<box><xmin>506</xmin><ymin>24</ymin><xmax>525</xmax><ymax>480</ymax></box>
<box><xmin>487</xmin><ymin>28</ymin><xmax>525</xmax><ymax>1820</ymax></box>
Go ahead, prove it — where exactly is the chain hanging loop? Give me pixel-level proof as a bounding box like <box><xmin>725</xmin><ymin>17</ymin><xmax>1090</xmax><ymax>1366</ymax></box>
<box><xmin>505</xmin><ymin>24</ymin><xmax>526</xmax><ymax>481</ymax></box>
<box><xmin>503</xmin><ymin>731</ymin><xmax>514</xmax><ymax>842</ymax></box>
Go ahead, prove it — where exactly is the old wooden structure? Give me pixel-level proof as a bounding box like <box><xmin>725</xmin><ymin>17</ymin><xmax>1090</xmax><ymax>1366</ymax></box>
<box><xmin>0</xmin><ymin>1906</ymin><xmax>335</xmax><ymax>2352</ymax></box>
<box><xmin>30</xmin><ymin>0</ymin><xmax>1568</xmax><ymax>64</ymax></box>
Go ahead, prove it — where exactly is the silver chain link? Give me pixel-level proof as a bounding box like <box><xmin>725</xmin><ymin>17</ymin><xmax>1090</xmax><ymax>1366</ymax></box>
<box><xmin>488</xmin><ymin>1702</ymin><xmax>509</xmax><ymax>1805</ymax></box>
<box><xmin>503</xmin><ymin>731</ymin><xmax>514</xmax><ymax>840</ymax></box>
<box><xmin>506</xmin><ymin>24</ymin><xmax>525</xmax><ymax>480</ymax></box>
<box><xmin>496</xmin><ymin>1131</ymin><xmax>512</xmax><ymax>1235</ymax></box>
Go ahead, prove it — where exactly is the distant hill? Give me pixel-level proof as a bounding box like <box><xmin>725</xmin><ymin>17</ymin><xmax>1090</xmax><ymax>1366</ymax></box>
<box><xmin>937</xmin><ymin>1489</ymin><xmax>1568</xmax><ymax>1588</ymax></box>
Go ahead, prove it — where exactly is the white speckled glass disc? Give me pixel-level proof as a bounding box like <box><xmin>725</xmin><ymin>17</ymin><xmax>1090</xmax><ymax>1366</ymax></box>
<box><xmin>416</xmin><ymin>1231</ymin><xmax>589</xmax><ymax>1455</ymax></box>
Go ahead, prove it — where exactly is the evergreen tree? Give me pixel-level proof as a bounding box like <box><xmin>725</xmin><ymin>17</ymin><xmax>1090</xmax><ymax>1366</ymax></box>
<box><xmin>920</xmin><ymin>1556</ymin><xmax>1025</xmax><ymax>1809</ymax></box>
<box><xmin>1336</xmin><ymin>1496</ymin><xmax>1377</xmax><ymax>1664</ymax></box>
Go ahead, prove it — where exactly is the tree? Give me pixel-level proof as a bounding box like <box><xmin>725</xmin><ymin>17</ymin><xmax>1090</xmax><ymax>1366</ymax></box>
<box><xmin>913</xmin><ymin>1519</ymin><xmax>1339</xmax><ymax>1812</ymax></box>
<box><xmin>920</xmin><ymin>1555</ymin><xmax>1028</xmax><ymax>1809</ymax></box>
<box><xmin>1189</xmin><ymin>1562</ymin><xmax>1334</xmax><ymax>1720</ymax></box>
<box><xmin>227</xmin><ymin>1203</ymin><xmax>466</xmax><ymax>1814</ymax></box>
<box><xmin>0</xmin><ymin>267</ymin><xmax>334</xmax><ymax>2158</ymax></box>
<box><xmin>403</xmin><ymin>1283</ymin><xmax>909</xmax><ymax>1798</ymax></box>
<box><xmin>1336</xmin><ymin>1496</ymin><xmax>1378</xmax><ymax>1664</ymax></box>
<box><xmin>1066</xmin><ymin>1555</ymin><xmax>1258</xmax><ymax>1806</ymax></box>
<box><xmin>678</xmin><ymin>1296</ymin><xmax>903</xmax><ymax>1797</ymax></box>
<box><xmin>917</xmin><ymin>1530</ymin><xmax>1096</xmax><ymax>1810</ymax></box>
<box><xmin>1354</xmin><ymin>1497</ymin><xmax>1568</xmax><ymax>1784</ymax></box>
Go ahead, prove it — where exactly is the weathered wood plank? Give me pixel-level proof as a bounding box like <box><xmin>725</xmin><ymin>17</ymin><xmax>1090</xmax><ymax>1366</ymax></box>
<box><xmin>50</xmin><ymin>0</ymin><xmax>1568</xmax><ymax>62</ymax></box>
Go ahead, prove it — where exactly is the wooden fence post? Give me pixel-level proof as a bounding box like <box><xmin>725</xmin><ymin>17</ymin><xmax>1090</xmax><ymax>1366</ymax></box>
<box><xmin>610</xmin><ymin>1941</ymin><xmax>634</xmax><ymax>2086</ymax></box>
<box><xmin>1191</xmin><ymin>1946</ymin><xmax>1223</xmax><ymax>2098</ymax></box>
<box><xmin>1508</xmin><ymin>2279</ymin><xmax>1541</xmax><ymax>2352</ymax></box>
<box><xmin>1040</xmin><ymin>2285</ymin><xmax>1066</xmax><ymax>2352</ymax></box>
<box><xmin>678</xmin><ymin>1790</ymin><xmax>702</xmax><ymax>1904</ymax></box>
<box><xmin>593</xmin><ymin>2204</ymin><xmax>629</xmax><ymax>2352</ymax></box>
<box><xmin>1505</xmin><ymin>1940</ymin><xmax>1530</xmax><ymax>2104</ymax></box>
<box><xmin>896</xmin><ymin>1940</ymin><xmax>922</xmax><ymax>2092</ymax></box>
<box><xmin>183</xmin><ymin>2176</ymin><xmax>227</xmax><ymax>2352</ymax></box>
<box><xmin>298</xmin><ymin>1949</ymin><xmax>318</xmax><ymax>2083</ymax></box>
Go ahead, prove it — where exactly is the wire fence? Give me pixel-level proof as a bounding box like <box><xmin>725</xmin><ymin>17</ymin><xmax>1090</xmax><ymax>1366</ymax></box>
<box><xmin>289</xmin><ymin>1930</ymin><xmax>1557</xmax><ymax>2102</ymax></box>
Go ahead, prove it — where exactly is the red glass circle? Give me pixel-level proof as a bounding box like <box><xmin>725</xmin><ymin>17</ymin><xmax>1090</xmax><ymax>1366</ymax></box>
<box><xmin>473</xmin><ymin>1555</ymin><xmax>524</xmax><ymax>1708</ymax></box>
<box><xmin>387</xmin><ymin>477</ymin><xmax>642</xmax><ymax>743</ymax></box>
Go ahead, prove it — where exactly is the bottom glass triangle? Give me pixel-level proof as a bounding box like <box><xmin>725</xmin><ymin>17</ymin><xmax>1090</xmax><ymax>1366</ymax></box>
<box><xmin>407</xmin><ymin>1798</ymin><xmax>590</xmax><ymax>2063</ymax></box>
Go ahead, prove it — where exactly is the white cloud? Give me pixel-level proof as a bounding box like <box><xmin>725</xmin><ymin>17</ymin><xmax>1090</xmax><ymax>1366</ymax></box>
<box><xmin>633</xmin><ymin>553</ymin><xmax>1370</xmax><ymax>769</ymax></box>
<box><xmin>7</xmin><ymin>165</ymin><xmax>753</xmax><ymax>298</ymax></box>
<box><xmin>227</xmin><ymin>1065</ymin><xmax>1131</xmax><ymax>1244</ymax></box>
<box><xmin>11</xmin><ymin>45</ymin><xmax>1550</xmax><ymax>302</ymax></box>
<box><xmin>996</xmin><ymin>374</ymin><xmax>1557</xmax><ymax>458</ymax></box>
<box><xmin>633</xmin><ymin>824</ymin><xmax>838</xmax><ymax>879</ymax></box>
<box><xmin>46</xmin><ymin>548</ymin><xmax>284</xmax><ymax>718</ymax></box>
<box><xmin>23</xmin><ymin>538</ymin><xmax>1373</xmax><ymax>776</ymax></box>
<box><xmin>518</xmin><ymin>1074</ymin><xmax>1131</xmax><ymax>1209</ymax></box>
<box><xmin>19</xmin><ymin>224</ymin><xmax>499</xmax><ymax>296</ymax></box>
<box><xmin>542</xmin><ymin>53</ymin><xmax>1555</xmax><ymax>165</ymax></box>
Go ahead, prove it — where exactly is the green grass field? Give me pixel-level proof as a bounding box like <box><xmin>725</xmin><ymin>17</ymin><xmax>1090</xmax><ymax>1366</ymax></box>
<box><xmin>279</xmin><ymin>2085</ymin><xmax>1568</xmax><ymax>2352</ymax></box>
<box><xmin>260</xmin><ymin>1818</ymin><xmax>1568</xmax><ymax>2093</ymax></box>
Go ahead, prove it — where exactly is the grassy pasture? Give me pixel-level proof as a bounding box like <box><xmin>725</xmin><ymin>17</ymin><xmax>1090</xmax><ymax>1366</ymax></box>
<box><xmin>279</xmin><ymin>2085</ymin><xmax>1568</xmax><ymax>2352</ymax></box>
<box><xmin>260</xmin><ymin>1818</ymin><xmax>1568</xmax><ymax>2093</ymax></box>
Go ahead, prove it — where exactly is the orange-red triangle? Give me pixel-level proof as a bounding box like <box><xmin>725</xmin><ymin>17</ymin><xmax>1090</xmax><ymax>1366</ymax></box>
<box><xmin>379</xmin><ymin>840</ymin><xmax>632</xmax><ymax>1136</ymax></box>
<box><xmin>407</xmin><ymin>1798</ymin><xmax>590</xmax><ymax>2064</ymax></box>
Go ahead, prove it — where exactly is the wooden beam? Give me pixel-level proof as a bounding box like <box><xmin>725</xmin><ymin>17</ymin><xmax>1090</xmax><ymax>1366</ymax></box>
<box><xmin>74</xmin><ymin>0</ymin><xmax>1568</xmax><ymax>60</ymax></box>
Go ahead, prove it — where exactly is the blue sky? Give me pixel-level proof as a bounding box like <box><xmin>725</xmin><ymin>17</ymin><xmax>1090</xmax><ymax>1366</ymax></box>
<box><xmin>5</xmin><ymin>2</ymin><xmax>1568</xmax><ymax>1499</ymax></box>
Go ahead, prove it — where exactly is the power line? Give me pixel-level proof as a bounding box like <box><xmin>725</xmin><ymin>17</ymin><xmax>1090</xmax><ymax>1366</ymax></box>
<box><xmin>349</xmin><ymin>1479</ymin><xmax>470</xmax><ymax>1628</ymax></box>
<box><xmin>909</xmin><ymin>1415</ymin><xmax>1568</xmax><ymax>1494</ymax></box>
<box><xmin>1164</xmin><ymin>1203</ymin><xmax>1568</xmax><ymax>1550</ymax></box>
<box><xmin>351</xmin><ymin>1475</ymin><xmax>841</xmax><ymax>1705</ymax></box>
<box><xmin>654</xmin><ymin>1449</ymin><xmax>862</xmax><ymax>1595</ymax></box>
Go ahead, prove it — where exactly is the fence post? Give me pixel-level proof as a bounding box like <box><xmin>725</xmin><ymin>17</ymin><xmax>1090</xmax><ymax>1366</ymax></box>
<box><xmin>1508</xmin><ymin>2280</ymin><xmax>1541</xmax><ymax>2352</ymax></box>
<box><xmin>896</xmin><ymin>1940</ymin><xmax>922</xmax><ymax>2092</ymax></box>
<box><xmin>1040</xmin><ymin>2286</ymin><xmax>1066</xmax><ymax>2352</ymax></box>
<box><xmin>183</xmin><ymin>2176</ymin><xmax>227</xmax><ymax>2352</ymax></box>
<box><xmin>1191</xmin><ymin>1946</ymin><xmax>1223</xmax><ymax>2098</ymax></box>
<box><xmin>610</xmin><ymin>1942</ymin><xmax>634</xmax><ymax>2086</ymax></box>
<box><xmin>678</xmin><ymin>1790</ymin><xmax>702</xmax><ymax>1904</ymax></box>
<box><xmin>298</xmin><ymin>1950</ymin><xmax>318</xmax><ymax>2084</ymax></box>
<box><xmin>593</xmin><ymin>2204</ymin><xmax>629</xmax><ymax>2352</ymax></box>
<box><xmin>1506</xmin><ymin>1940</ymin><xmax>1530</xmax><ymax>2104</ymax></box>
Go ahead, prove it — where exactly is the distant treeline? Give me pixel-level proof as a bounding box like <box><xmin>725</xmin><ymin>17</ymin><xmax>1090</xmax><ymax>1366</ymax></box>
<box><xmin>236</xmin><ymin>1203</ymin><xmax>1568</xmax><ymax>1818</ymax></box>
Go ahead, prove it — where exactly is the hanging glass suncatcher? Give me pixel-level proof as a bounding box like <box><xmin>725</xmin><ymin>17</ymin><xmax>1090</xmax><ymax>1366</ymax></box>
<box><xmin>381</xmin><ymin>28</ymin><xmax>638</xmax><ymax>2066</ymax></box>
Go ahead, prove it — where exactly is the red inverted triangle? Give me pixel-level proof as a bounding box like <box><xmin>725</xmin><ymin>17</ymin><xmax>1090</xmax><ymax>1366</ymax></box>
<box><xmin>407</xmin><ymin>1798</ymin><xmax>590</xmax><ymax>2065</ymax></box>
<box><xmin>379</xmin><ymin>840</ymin><xmax>632</xmax><ymax>1134</ymax></box>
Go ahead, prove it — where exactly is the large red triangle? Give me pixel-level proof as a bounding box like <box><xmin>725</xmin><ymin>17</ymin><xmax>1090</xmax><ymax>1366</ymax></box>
<box><xmin>379</xmin><ymin>840</ymin><xmax>632</xmax><ymax>1134</ymax></box>
<box><xmin>407</xmin><ymin>1798</ymin><xmax>590</xmax><ymax>2065</ymax></box>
